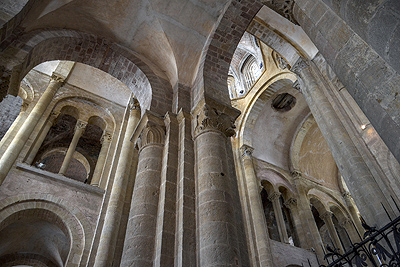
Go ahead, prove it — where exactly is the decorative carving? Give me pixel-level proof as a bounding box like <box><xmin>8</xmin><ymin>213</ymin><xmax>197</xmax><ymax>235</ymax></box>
<box><xmin>129</xmin><ymin>97</ymin><xmax>140</xmax><ymax>111</ymax></box>
<box><xmin>340</xmin><ymin>217</ymin><xmax>352</xmax><ymax>228</ymax></box>
<box><xmin>284</xmin><ymin>198</ymin><xmax>298</xmax><ymax>209</ymax></box>
<box><xmin>291</xmin><ymin>170</ymin><xmax>302</xmax><ymax>180</ymax></box>
<box><xmin>75</xmin><ymin>120</ymin><xmax>87</xmax><ymax>131</ymax></box>
<box><xmin>20</xmin><ymin>102</ymin><xmax>30</xmax><ymax>112</ymax></box>
<box><xmin>268</xmin><ymin>191</ymin><xmax>281</xmax><ymax>202</ymax></box>
<box><xmin>273</xmin><ymin>51</ymin><xmax>289</xmax><ymax>70</ymax></box>
<box><xmin>194</xmin><ymin>104</ymin><xmax>236</xmax><ymax>137</ymax></box>
<box><xmin>240</xmin><ymin>145</ymin><xmax>254</xmax><ymax>159</ymax></box>
<box><xmin>292</xmin><ymin>80</ymin><xmax>302</xmax><ymax>93</ymax></box>
<box><xmin>290</xmin><ymin>57</ymin><xmax>310</xmax><ymax>76</ymax></box>
<box><xmin>138</xmin><ymin>122</ymin><xmax>165</xmax><ymax>149</ymax></box>
<box><xmin>50</xmin><ymin>74</ymin><xmax>65</xmax><ymax>84</ymax></box>
<box><xmin>320</xmin><ymin>211</ymin><xmax>333</xmax><ymax>222</ymax></box>
<box><xmin>48</xmin><ymin>112</ymin><xmax>60</xmax><ymax>125</ymax></box>
<box><xmin>101</xmin><ymin>131</ymin><xmax>112</xmax><ymax>144</ymax></box>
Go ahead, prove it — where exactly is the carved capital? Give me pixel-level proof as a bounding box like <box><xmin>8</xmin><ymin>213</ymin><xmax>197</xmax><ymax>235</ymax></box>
<box><xmin>292</xmin><ymin>80</ymin><xmax>302</xmax><ymax>93</ymax></box>
<box><xmin>50</xmin><ymin>74</ymin><xmax>65</xmax><ymax>85</ymax></box>
<box><xmin>75</xmin><ymin>120</ymin><xmax>87</xmax><ymax>132</ymax></box>
<box><xmin>291</xmin><ymin>170</ymin><xmax>303</xmax><ymax>180</ymax></box>
<box><xmin>290</xmin><ymin>57</ymin><xmax>310</xmax><ymax>76</ymax></box>
<box><xmin>284</xmin><ymin>198</ymin><xmax>298</xmax><ymax>209</ymax></box>
<box><xmin>240</xmin><ymin>145</ymin><xmax>254</xmax><ymax>159</ymax></box>
<box><xmin>262</xmin><ymin>0</ymin><xmax>298</xmax><ymax>25</ymax></box>
<box><xmin>49</xmin><ymin>112</ymin><xmax>60</xmax><ymax>125</ymax></box>
<box><xmin>20</xmin><ymin>102</ymin><xmax>30</xmax><ymax>112</ymax></box>
<box><xmin>138</xmin><ymin>122</ymin><xmax>165</xmax><ymax>150</ymax></box>
<box><xmin>320</xmin><ymin>211</ymin><xmax>333</xmax><ymax>222</ymax></box>
<box><xmin>194</xmin><ymin>104</ymin><xmax>237</xmax><ymax>137</ymax></box>
<box><xmin>101</xmin><ymin>131</ymin><xmax>112</xmax><ymax>144</ymax></box>
<box><xmin>129</xmin><ymin>97</ymin><xmax>140</xmax><ymax>111</ymax></box>
<box><xmin>268</xmin><ymin>191</ymin><xmax>281</xmax><ymax>202</ymax></box>
<box><xmin>340</xmin><ymin>217</ymin><xmax>352</xmax><ymax>228</ymax></box>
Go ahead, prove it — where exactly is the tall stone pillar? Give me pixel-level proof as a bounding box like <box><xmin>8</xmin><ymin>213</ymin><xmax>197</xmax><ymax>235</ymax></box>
<box><xmin>94</xmin><ymin>98</ymin><xmax>140</xmax><ymax>267</ymax></box>
<box><xmin>292</xmin><ymin>58</ymin><xmax>393</xmax><ymax>227</ymax></box>
<box><xmin>339</xmin><ymin>217</ymin><xmax>361</xmax><ymax>244</ymax></box>
<box><xmin>59</xmin><ymin>120</ymin><xmax>87</xmax><ymax>175</ymax></box>
<box><xmin>193</xmin><ymin>99</ymin><xmax>248</xmax><ymax>267</ymax></box>
<box><xmin>292</xmin><ymin>171</ymin><xmax>326</xmax><ymax>262</ymax></box>
<box><xmin>320</xmin><ymin>211</ymin><xmax>344</xmax><ymax>253</ymax></box>
<box><xmin>342</xmin><ymin>191</ymin><xmax>364</xmax><ymax>235</ymax></box>
<box><xmin>240</xmin><ymin>145</ymin><xmax>274</xmax><ymax>266</ymax></box>
<box><xmin>284</xmin><ymin>197</ymin><xmax>308</xmax><ymax>248</ymax></box>
<box><xmin>0</xmin><ymin>74</ymin><xmax>64</xmax><ymax>184</ymax></box>
<box><xmin>120</xmin><ymin>112</ymin><xmax>165</xmax><ymax>267</ymax></box>
<box><xmin>24</xmin><ymin>111</ymin><xmax>59</xmax><ymax>165</ymax></box>
<box><xmin>91</xmin><ymin>131</ymin><xmax>112</xmax><ymax>186</ymax></box>
<box><xmin>269</xmin><ymin>191</ymin><xmax>290</xmax><ymax>244</ymax></box>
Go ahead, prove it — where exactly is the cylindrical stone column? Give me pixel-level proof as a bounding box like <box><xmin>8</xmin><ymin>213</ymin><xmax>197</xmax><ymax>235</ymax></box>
<box><xmin>291</xmin><ymin>58</ymin><xmax>393</xmax><ymax>227</ymax></box>
<box><xmin>0</xmin><ymin>74</ymin><xmax>64</xmax><ymax>184</ymax></box>
<box><xmin>91</xmin><ymin>131</ymin><xmax>112</xmax><ymax>186</ymax></box>
<box><xmin>24</xmin><ymin>111</ymin><xmax>59</xmax><ymax>165</ymax></box>
<box><xmin>193</xmin><ymin>103</ymin><xmax>245</xmax><ymax>267</ymax></box>
<box><xmin>292</xmin><ymin>171</ymin><xmax>326</xmax><ymax>262</ymax></box>
<box><xmin>94</xmin><ymin>98</ymin><xmax>140</xmax><ymax>267</ymax></box>
<box><xmin>284</xmin><ymin>197</ymin><xmax>308</xmax><ymax>248</ymax></box>
<box><xmin>340</xmin><ymin>217</ymin><xmax>361</xmax><ymax>244</ymax></box>
<box><xmin>120</xmin><ymin>115</ymin><xmax>165</xmax><ymax>267</ymax></box>
<box><xmin>240</xmin><ymin>145</ymin><xmax>274</xmax><ymax>266</ymax></box>
<box><xmin>342</xmin><ymin>191</ymin><xmax>364</xmax><ymax>235</ymax></box>
<box><xmin>59</xmin><ymin>120</ymin><xmax>87</xmax><ymax>175</ymax></box>
<box><xmin>269</xmin><ymin>191</ymin><xmax>290</xmax><ymax>244</ymax></box>
<box><xmin>320</xmin><ymin>211</ymin><xmax>344</xmax><ymax>253</ymax></box>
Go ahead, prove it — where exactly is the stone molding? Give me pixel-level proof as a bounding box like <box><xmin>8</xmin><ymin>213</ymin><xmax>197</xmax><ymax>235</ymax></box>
<box><xmin>50</xmin><ymin>73</ymin><xmax>65</xmax><ymax>85</ymax></box>
<box><xmin>75</xmin><ymin>120</ymin><xmax>88</xmax><ymax>131</ymax></box>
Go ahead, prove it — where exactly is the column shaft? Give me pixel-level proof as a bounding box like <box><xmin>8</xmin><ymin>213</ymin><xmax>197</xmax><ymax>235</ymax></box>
<box><xmin>91</xmin><ymin>131</ymin><xmax>112</xmax><ymax>186</ymax></box>
<box><xmin>293</xmin><ymin>59</ymin><xmax>393</xmax><ymax>227</ymax></box>
<box><xmin>94</xmin><ymin>99</ymin><xmax>140</xmax><ymax>267</ymax></box>
<box><xmin>321</xmin><ymin>212</ymin><xmax>344</xmax><ymax>253</ymax></box>
<box><xmin>269</xmin><ymin>192</ymin><xmax>289</xmax><ymax>243</ymax></box>
<box><xmin>59</xmin><ymin>120</ymin><xmax>87</xmax><ymax>175</ymax></box>
<box><xmin>193</xmin><ymin>102</ymin><xmax>246</xmax><ymax>267</ymax></box>
<box><xmin>240</xmin><ymin>145</ymin><xmax>274</xmax><ymax>266</ymax></box>
<box><xmin>0</xmin><ymin>74</ymin><xmax>64</xmax><ymax>184</ymax></box>
<box><xmin>120</xmin><ymin>114</ymin><xmax>165</xmax><ymax>267</ymax></box>
<box><xmin>24</xmin><ymin>112</ymin><xmax>59</xmax><ymax>165</ymax></box>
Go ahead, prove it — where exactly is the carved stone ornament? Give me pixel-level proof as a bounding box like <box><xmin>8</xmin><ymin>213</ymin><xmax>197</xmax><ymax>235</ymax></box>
<box><xmin>50</xmin><ymin>74</ymin><xmax>65</xmax><ymax>85</ymax></box>
<box><xmin>340</xmin><ymin>217</ymin><xmax>352</xmax><ymax>228</ymax></box>
<box><xmin>284</xmin><ymin>198</ymin><xmax>298</xmax><ymax>209</ymax></box>
<box><xmin>292</xmin><ymin>80</ymin><xmax>302</xmax><ymax>93</ymax></box>
<box><xmin>194</xmin><ymin>104</ymin><xmax>236</xmax><ymax>137</ymax></box>
<box><xmin>268</xmin><ymin>191</ymin><xmax>281</xmax><ymax>202</ymax></box>
<box><xmin>261</xmin><ymin>0</ymin><xmax>298</xmax><ymax>25</ymax></box>
<box><xmin>75</xmin><ymin>120</ymin><xmax>88</xmax><ymax>131</ymax></box>
<box><xmin>290</xmin><ymin>57</ymin><xmax>310</xmax><ymax>76</ymax></box>
<box><xmin>137</xmin><ymin>122</ymin><xmax>165</xmax><ymax>149</ymax></box>
<box><xmin>320</xmin><ymin>211</ymin><xmax>333</xmax><ymax>222</ymax></box>
<box><xmin>101</xmin><ymin>131</ymin><xmax>112</xmax><ymax>144</ymax></box>
<box><xmin>291</xmin><ymin>170</ymin><xmax>302</xmax><ymax>180</ymax></box>
<box><xmin>240</xmin><ymin>145</ymin><xmax>254</xmax><ymax>159</ymax></box>
<box><xmin>129</xmin><ymin>97</ymin><xmax>140</xmax><ymax>111</ymax></box>
<box><xmin>20</xmin><ymin>102</ymin><xmax>30</xmax><ymax>112</ymax></box>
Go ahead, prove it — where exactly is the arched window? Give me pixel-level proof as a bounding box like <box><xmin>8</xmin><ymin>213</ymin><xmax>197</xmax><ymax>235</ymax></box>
<box><xmin>241</xmin><ymin>55</ymin><xmax>262</xmax><ymax>90</ymax></box>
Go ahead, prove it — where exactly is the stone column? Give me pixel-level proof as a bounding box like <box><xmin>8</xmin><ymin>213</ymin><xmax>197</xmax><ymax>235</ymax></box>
<box><xmin>0</xmin><ymin>74</ymin><xmax>64</xmax><ymax>184</ymax></box>
<box><xmin>339</xmin><ymin>217</ymin><xmax>360</xmax><ymax>244</ymax></box>
<box><xmin>120</xmin><ymin>112</ymin><xmax>165</xmax><ymax>267</ymax></box>
<box><xmin>320</xmin><ymin>211</ymin><xmax>344</xmax><ymax>253</ymax></box>
<box><xmin>91</xmin><ymin>131</ymin><xmax>112</xmax><ymax>186</ymax></box>
<box><xmin>94</xmin><ymin>98</ymin><xmax>140</xmax><ymax>267</ymax></box>
<box><xmin>24</xmin><ymin>111</ymin><xmax>59</xmax><ymax>165</ymax></box>
<box><xmin>284</xmin><ymin>197</ymin><xmax>308</xmax><ymax>248</ymax></box>
<box><xmin>342</xmin><ymin>192</ymin><xmax>364</xmax><ymax>235</ymax></box>
<box><xmin>269</xmin><ymin>191</ymin><xmax>290</xmax><ymax>244</ymax></box>
<box><xmin>291</xmin><ymin>58</ymin><xmax>393</xmax><ymax>227</ymax></box>
<box><xmin>193</xmin><ymin>100</ymin><xmax>247</xmax><ymax>267</ymax></box>
<box><xmin>240</xmin><ymin>145</ymin><xmax>274</xmax><ymax>266</ymax></box>
<box><xmin>59</xmin><ymin>120</ymin><xmax>87</xmax><ymax>175</ymax></box>
<box><xmin>292</xmin><ymin>171</ymin><xmax>326</xmax><ymax>262</ymax></box>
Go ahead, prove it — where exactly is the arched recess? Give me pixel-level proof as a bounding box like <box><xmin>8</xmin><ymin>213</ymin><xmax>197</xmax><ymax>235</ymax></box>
<box><xmin>0</xmin><ymin>29</ymin><xmax>173</xmax><ymax>115</ymax></box>
<box><xmin>0</xmin><ymin>194</ymin><xmax>91</xmax><ymax>266</ymax></box>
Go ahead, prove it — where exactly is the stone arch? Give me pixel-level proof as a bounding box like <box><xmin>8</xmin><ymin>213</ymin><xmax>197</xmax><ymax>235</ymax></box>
<box><xmin>0</xmin><ymin>194</ymin><xmax>91</xmax><ymax>266</ymax></box>
<box><xmin>0</xmin><ymin>29</ymin><xmax>172</xmax><ymax>115</ymax></box>
<box><xmin>192</xmin><ymin>0</ymin><xmax>263</xmax><ymax>107</ymax></box>
<box><xmin>291</xmin><ymin>113</ymin><xmax>314</xmax><ymax>171</ymax></box>
<box><xmin>239</xmin><ymin>75</ymin><xmax>297</xmax><ymax>146</ymax></box>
